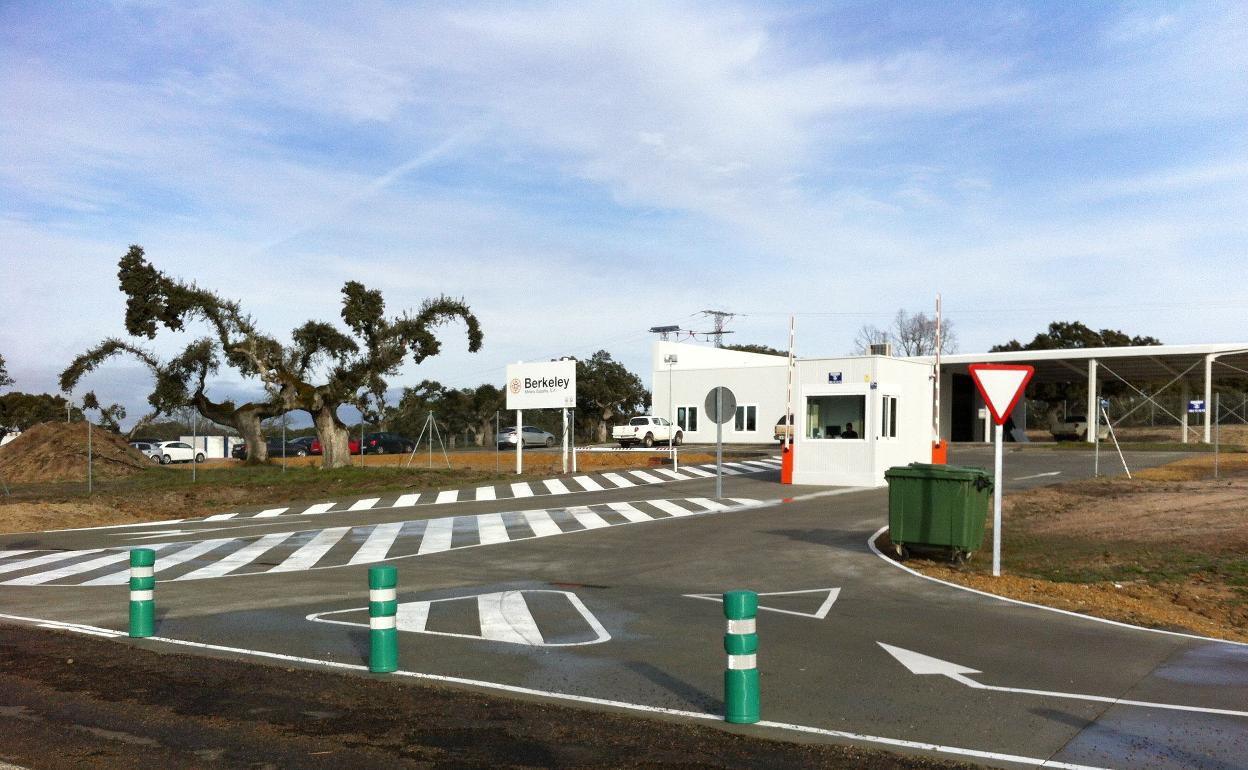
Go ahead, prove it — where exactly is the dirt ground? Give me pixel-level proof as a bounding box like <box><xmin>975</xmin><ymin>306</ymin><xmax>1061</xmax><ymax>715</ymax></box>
<box><xmin>893</xmin><ymin>453</ymin><xmax>1248</xmax><ymax>643</ymax></box>
<box><xmin>0</xmin><ymin>422</ymin><xmax>149</xmax><ymax>483</ymax></box>
<box><xmin>0</xmin><ymin>624</ymin><xmax>974</xmax><ymax>770</ymax></box>
<box><xmin>1025</xmin><ymin>424</ymin><xmax>1248</xmax><ymax>446</ymax></box>
<box><xmin>0</xmin><ymin>450</ymin><xmax>744</xmax><ymax>534</ymax></box>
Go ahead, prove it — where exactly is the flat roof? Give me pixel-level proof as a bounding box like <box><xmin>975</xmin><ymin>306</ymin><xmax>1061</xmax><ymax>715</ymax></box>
<box><xmin>912</xmin><ymin>343</ymin><xmax>1248</xmax><ymax>384</ymax></box>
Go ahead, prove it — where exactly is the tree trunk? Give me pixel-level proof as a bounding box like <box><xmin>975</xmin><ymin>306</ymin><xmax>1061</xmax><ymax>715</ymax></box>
<box><xmin>236</xmin><ymin>410</ymin><xmax>268</xmax><ymax>464</ymax></box>
<box><xmin>314</xmin><ymin>405</ymin><xmax>352</xmax><ymax>469</ymax></box>
<box><xmin>478</xmin><ymin>420</ymin><xmax>493</xmax><ymax>446</ymax></box>
<box><xmin>596</xmin><ymin>419</ymin><xmax>608</xmax><ymax>443</ymax></box>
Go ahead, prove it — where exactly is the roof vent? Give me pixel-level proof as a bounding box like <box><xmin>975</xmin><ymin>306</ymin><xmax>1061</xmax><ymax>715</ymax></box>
<box><xmin>869</xmin><ymin>343</ymin><xmax>893</xmax><ymax>357</ymax></box>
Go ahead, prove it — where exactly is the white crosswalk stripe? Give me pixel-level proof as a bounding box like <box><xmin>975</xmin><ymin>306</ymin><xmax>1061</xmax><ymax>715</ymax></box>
<box><xmin>739</xmin><ymin>460</ymin><xmax>779</xmax><ymax>469</ymax></box>
<box><xmin>255</xmin><ymin>507</ymin><xmax>289</xmax><ymax>518</ymax></box>
<box><xmin>543</xmin><ymin>479</ymin><xmax>570</xmax><ymax>495</ymax></box>
<box><xmin>647</xmin><ymin>499</ymin><xmax>698</xmax><ymax>517</ymax></box>
<box><xmin>347</xmin><ymin>498</ymin><xmax>380</xmax><ymax>512</ymax></box>
<box><xmin>678</xmin><ymin>465</ymin><xmax>714</xmax><ymax>478</ymax></box>
<box><xmin>204</xmin><ymin>513</ymin><xmax>238</xmax><ymax>521</ymax></box>
<box><xmin>511</xmin><ymin>482</ymin><xmax>535</xmax><ymax>498</ymax></box>
<box><xmin>393</xmin><ymin>494</ymin><xmax>420</xmax><ymax>507</ymax></box>
<box><xmin>569</xmin><ymin>506</ymin><xmax>610</xmax><ymax>530</ymax></box>
<box><xmin>179</xmin><ymin>533</ymin><xmax>294</xmax><ymax>580</ymax></box>
<box><xmin>301</xmin><ymin>503</ymin><xmax>336</xmax><ymax>515</ymax></box>
<box><xmin>685</xmin><ymin>497</ymin><xmax>729</xmax><ymax>512</ymax></box>
<box><xmin>570</xmin><ymin>475</ymin><xmax>603</xmax><ymax>492</ymax></box>
<box><xmin>417</xmin><ymin>517</ymin><xmax>454</xmax><ymax>554</ymax></box>
<box><xmin>435</xmin><ymin>490</ymin><xmax>459</xmax><ymax>504</ymax></box>
<box><xmin>5</xmin><ymin>545</ymin><xmax>170</xmax><ymax>586</ymax></box>
<box><xmin>269</xmin><ymin>527</ymin><xmax>350</xmax><ymax>573</ymax></box>
<box><xmin>605</xmin><ymin>501</ymin><xmax>653</xmax><ymax>523</ymax></box>
<box><xmin>628</xmin><ymin>470</ymin><xmax>663</xmax><ymax>484</ymax></box>
<box><xmin>600</xmin><ymin>472</ymin><xmax>635</xmax><ymax>488</ymax></box>
<box><xmin>0</xmin><ymin>550</ymin><xmax>33</xmax><ymax>559</ymax></box>
<box><xmin>475</xmin><ymin>513</ymin><xmax>510</xmax><ymax>544</ymax></box>
<box><xmin>475</xmin><ymin>486</ymin><xmax>497</xmax><ymax>501</ymax></box>
<box><xmin>523</xmin><ymin>509</ymin><xmax>563</xmax><ymax>538</ymax></box>
<box><xmin>0</xmin><ymin>549</ymin><xmax>103</xmax><ymax>576</ymax></box>
<box><xmin>348</xmin><ymin>522</ymin><xmax>404</xmax><ymax>565</ymax></box>
<box><xmin>83</xmin><ymin>538</ymin><xmax>236</xmax><ymax>585</ymax></box>
<box><xmin>652</xmin><ymin>468</ymin><xmax>690</xmax><ymax>481</ymax></box>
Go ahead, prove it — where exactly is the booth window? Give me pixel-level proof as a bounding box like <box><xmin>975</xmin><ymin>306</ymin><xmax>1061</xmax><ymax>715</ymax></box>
<box><xmin>805</xmin><ymin>395</ymin><xmax>865</xmax><ymax>439</ymax></box>
<box><xmin>734</xmin><ymin>404</ymin><xmax>757</xmax><ymax>431</ymax></box>
<box><xmin>677</xmin><ymin>406</ymin><xmax>698</xmax><ymax>432</ymax></box>
<box><xmin>881</xmin><ymin>396</ymin><xmax>898</xmax><ymax>438</ymax></box>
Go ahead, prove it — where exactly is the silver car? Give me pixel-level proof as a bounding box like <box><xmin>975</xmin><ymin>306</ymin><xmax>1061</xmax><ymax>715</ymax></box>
<box><xmin>496</xmin><ymin>425</ymin><xmax>557</xmax><ymax>449</ymax></box>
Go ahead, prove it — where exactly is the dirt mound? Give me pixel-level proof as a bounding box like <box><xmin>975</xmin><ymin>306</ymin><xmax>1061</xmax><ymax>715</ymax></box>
<box><xmin>0</xmin><ymin>422</ymin><xmax>151</xmax><ymax>483</ymax></box>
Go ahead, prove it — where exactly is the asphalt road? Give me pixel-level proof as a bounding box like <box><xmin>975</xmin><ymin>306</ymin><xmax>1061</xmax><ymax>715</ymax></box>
<box><xmin>1</xmin><ymin>447</ymin><xmax>1245</xmax><ymax>770</ymax></box>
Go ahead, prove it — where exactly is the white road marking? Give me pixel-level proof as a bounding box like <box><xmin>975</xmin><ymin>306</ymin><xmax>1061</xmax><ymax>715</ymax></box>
<box><xmin>178</xmin><ymin>532</ymin><xmax>294</xmax><ymax>580</ymax></box>
<box><xmin>570</xmin><ymin>475</ymin><xmax>604</xmax><ymax>492</ymax></box>
<box><xmin>601</xmin><ymin>472</ymin><xmax>635</xmax><ymax>488</ymax></box>
<box><xmin>347</xmin><ymin>498</ymin><xmax>380</xmax><ymax>512</ymax></box>
<box><xmin>475</xmin><ymin>486</ymin><xmax>497</xmax><ymax>501</ymax></box>
<box><xmin>84</xmin><ymin>538</ymin><xmax>238</xmax><ymax>586</ymax></box>
<box><xmin>301</xmin><ymin>503</ymin><xmax>336</xmax><ymax>515</ymax></box>
<box><xmin>879</xmin><ymin>643</ymin><xmax>1248</xmax><ymax>718</ymax></box>
<box><xmin>0</xmin><ymin>550</ymin><xmax>32</xmax><ymax>559</ymax></box>
<box><xmin>0</xmin><ymin>609</ymin><xmax>1107</xmax><ymax>770</ymax></box>
<box><xmin>417</xmin><ymin>517</ymin><xmax>454</xmax><ymax>554</ymax></box>
<box><xmin>348</xmin><ymin>522</ymin><xmax>404</xmax><ymax>565</ymax></box>
<box><xmin>254</xmin><ymin>507</ymin><xmax>289</xmax><ymax>518</ymax></box>
<box><xmin>475</xmin><ymin>513</ymin><xmax>510</xmax><ymax>545</ymax></box>
<box><xmin>477</xmin><ymin>591</ymin><xmax>544</xmax><ymax>645</ymax></box>
<box><xmin>204</xmin><ymin>513</ymin><xmax>239</xmax><ymax>521</ymax></box>
<box><xmin>628</xmin><ymin>470</ymin><xmax>663</xmax><ymax>484</ymax></box>
<box><xmin>678</xmin><ymin>466</ymin><xmax>714</xmax><ymax>478</ymax></box>
<box><xmin>393</xmin><ymin>494</ymin><xmax>420</xmax><ymax>507</ymax></box>
<box><xmin>435</xmin><ymin>490</ymin><xmax>459</xmax><ymax>504</ymax></box>
<box><xmin>523</xmin><ymin>509</ymin><xmax>563</xmax><ymax>538</ymax></box>
<box><xmin>647</xmin><ymin>499</ymin><xmax>697</xmax><ymax>517</ymax></box>
<box><xmin>0</xmin><ymin>549</ymin><xmax>103</xmax><ymax>577</ymax></box>
<box><xmin>701</xmin><ymin>463</ymin><xmax>742</xmax><ymax>475</ymax></box>
<box><xmin>269</xmin><ymin>527</ymin><xmax>350</xmax><ymax>573</ymax></box>
<box><xmin>396</xmin><ymin>601</ymin><xmax>430</xmax><ymax>632</ymax></box>
<box><xmin>739</xmin><ymin>460</ymin><xmax>779</xmax><ymax>470</ymax></box>
<box><xmin>543</xmin><ymin>479</ymin><xmax>570</xmax><ymax>495</ymax></box>
<box><xmin>684</xmin><ymin>497</ymin><xmax>728</xmax><ymax>512</ymax></box>
<box><xmin>685</xmin><ymin>588</ymin><xmax>841</xmax><ymax>619</ymax></box>
<box><xmin>652</xmin><ymin>468</ymin><xmax>690</xmax><ymax>481</ymax></box>
<box><xmin>1014</xmin><ymin>471</ymin><xmax>1062</xmax><ymax>481</ymax></box>
<box><xmin>5</xmin><ymin>545</ymin><xmax>168</xmax><ymax>586</ymax></box>
<box><xmin>568</xmin><ymin>507</ymin><xmax>610</xmax><ymax>530</ymax></box>
<box><xmin>510</xmin><ymin>482</ymin><xmax>534</xmax><ymax>498</ymax></box>
<box><xmin>604</xmin><ymin>502</ymin><xmax>653</xmax><ymax>523</ymax></box>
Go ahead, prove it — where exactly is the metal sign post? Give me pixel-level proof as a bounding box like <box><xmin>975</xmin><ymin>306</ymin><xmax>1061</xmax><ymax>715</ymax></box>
<box><xmin>705</xmin><ymin>387</ymin><xmax>737</xmax><ymax>500</ymax></box>
<box><xmin>967</xmin><ymin>364</ymin><xmax>1035</xmax><ymax>578</ymax></box>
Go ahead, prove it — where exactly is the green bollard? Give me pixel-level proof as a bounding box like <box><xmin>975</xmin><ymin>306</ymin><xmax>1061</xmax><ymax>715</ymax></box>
<box><xmin>128</xmin><ymin>548</ymin><xmax>156</xmax><ymax>638</ymax></box>
<box><xmin>368</xmin><ymin>565</ymin><xmax>398</xmax><ymax>673</ymax></box>
<box><xmin>723</xmin><ymin>589</ymin><xmax>759</xmax><ymax>724</ymax></box>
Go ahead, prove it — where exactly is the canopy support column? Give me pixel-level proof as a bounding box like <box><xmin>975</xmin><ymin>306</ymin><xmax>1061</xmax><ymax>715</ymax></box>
<box><xmin>1085</xmin><ymin>358</ymin><xmax>1098</xmax><ymax>444</ymax></box>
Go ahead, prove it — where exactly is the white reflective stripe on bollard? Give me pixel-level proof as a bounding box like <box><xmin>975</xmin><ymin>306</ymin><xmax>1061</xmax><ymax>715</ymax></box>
<box><xmin>130</xmin><ymin>590</ymin><xmax>154</xmax><ymax>601</ymax></box>
<box><xmin>727</xmin><ymin>618</ymin><xmax>756</xmax><ymax>635</ymax></box>
<box><xmin>370</xmin><ymin>615</ymin><xmax>397</xmax><ymax>630</ymax></box>
<box><xmin>130</xmin><ymin>566</ymin><xmax>154</xmax><ymax>578</ymax></box>
<box><xmin>369</xmin><ymin>588</ymin><xmax>397</xmax><ymax>602</ymax></box>
<box><xmin>727</xmin><ymin>654</ymin><xmax>757</xmax><ymax>670</ymax></box>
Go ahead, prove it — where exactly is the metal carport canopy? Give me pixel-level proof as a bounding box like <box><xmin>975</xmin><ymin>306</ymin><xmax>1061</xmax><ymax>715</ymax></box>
<box><xmin>912</xmin><ymin>343</ymin><xmax>1248</xmax><ymax>384</ymax></box>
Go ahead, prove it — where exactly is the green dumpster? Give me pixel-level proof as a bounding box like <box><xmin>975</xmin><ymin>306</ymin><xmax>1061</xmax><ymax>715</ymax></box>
<box><xmin>884</xmin><ymin>463</ymin><xmax>993</xmax><ymax>562</ymax></box>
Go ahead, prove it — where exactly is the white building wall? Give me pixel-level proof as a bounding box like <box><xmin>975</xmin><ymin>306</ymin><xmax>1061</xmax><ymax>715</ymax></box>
<box><xmin>650</xmin><ymin>342</ymin><xmax>787</xmax><ymax>445</ymax></box>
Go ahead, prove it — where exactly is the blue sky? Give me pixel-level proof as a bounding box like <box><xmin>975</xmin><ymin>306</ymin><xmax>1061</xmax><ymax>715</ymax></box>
<box><xmin>2</xmin><ymin>2</ymin><xmax>1245</xmax><ymax>424</ymax></box>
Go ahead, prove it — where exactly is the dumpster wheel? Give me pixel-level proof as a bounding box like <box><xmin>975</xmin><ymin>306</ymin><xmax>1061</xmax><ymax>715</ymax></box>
<box><xmin>892</xmin><ymin>543</ymin><xmax>910</xmax><ymax>561</ymax></box>
<box><xmin>951</xmin><ymin>549</ymin><xmax>972</xmax><ymax>565</ymax></box>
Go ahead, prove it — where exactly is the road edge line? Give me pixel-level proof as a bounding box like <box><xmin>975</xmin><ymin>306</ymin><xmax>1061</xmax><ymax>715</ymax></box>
<box><xmin>867</xmin><ymin>526</ymin><xmax>1248</xmax><ymax>649</ymax></box>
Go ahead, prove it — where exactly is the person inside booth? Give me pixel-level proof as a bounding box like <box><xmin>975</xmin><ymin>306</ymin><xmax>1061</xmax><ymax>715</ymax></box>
<box><xmin>841</xmin><ymin>422</ymin><xmax>859</xmax><ymax>439</ymax></box>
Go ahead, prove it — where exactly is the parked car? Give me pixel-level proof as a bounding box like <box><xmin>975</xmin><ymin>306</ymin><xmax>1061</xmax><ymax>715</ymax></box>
<box><xmin>152</xmin><ymin>441</ymin><xmax>204</xmax><ymax>465</ymax></box>
<box><xmin>232</xmin><ymin>439</ymin><xmax>314</xmax><ymax>460</ymax></box>
<box><xmin>496</xmin><ymin>425</ymin><xmax>557</xmax><ymax>449</ymax></box>
<box><xmin>611</xmin><ymin>416</ymin><xmax>682</xmax><ymax>448</ymax></box>
<box><xmin>773</xmin><ymin>415</ymin><xmax>795</xmax><ymax>444</ymax></box>
<box><xmin>288</xmin><ymin>436</ymin><xmax>316</xmax><ymax>454</ymax></box>
<box><xmin>1048</xmin><ymin>412</ymin><xmax>1110</xmax><ymax>442</ymax></box>
<box><xmin>363</xmin><ymin>432</ymin><xmax>415</xmax><ymax>455</ymax></box>
<box><xmin>129</xmin><ymin>441</ymin><xmax>162</xmax><ymax>462</ymax></box>
<box><xmin>310</xmin><ymin>437</ymin><xmax>361</xmax><ymax>455</ymax></box>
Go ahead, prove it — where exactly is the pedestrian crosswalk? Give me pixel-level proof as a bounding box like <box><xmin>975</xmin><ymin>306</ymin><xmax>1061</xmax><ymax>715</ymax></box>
<box><xmin>98</xmin><ymin>457</ymin><xmax>782</xmax><ymax>529</ymax></box>
<box><xmin>3</xmin><ymin>496</ymin><xmax>762</xmax><ymax>586</ymax></box>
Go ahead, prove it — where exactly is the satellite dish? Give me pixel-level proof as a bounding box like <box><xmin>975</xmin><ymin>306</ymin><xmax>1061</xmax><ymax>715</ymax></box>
<box><xmin>704</xmin><ymin>387</ymin><xmax>737</xmax><ymax>424</ymax></box>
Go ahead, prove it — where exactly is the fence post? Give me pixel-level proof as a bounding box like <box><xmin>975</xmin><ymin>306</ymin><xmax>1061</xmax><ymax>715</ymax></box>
<box><xmin>369</xmin><ymin>565</ymin><xmax>398</xmax><ymax>673</ymax></box>
<box><xmin>723</xmin><ymin>589</ymin><xmax>759</xmax><ymax>724</ymax></box>
<box><xmin>129</xmin><ymin>548</ymin><xmax>156</xmax><ymax>638</ymax></box>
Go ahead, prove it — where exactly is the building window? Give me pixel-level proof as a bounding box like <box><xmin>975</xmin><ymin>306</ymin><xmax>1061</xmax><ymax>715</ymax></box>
<box><xmin>805</xmin><ymin>395</ymin><xmax>865</xmax><ymax>439</ymax></box>
<box><xmin>881</xmin><ymin>396</ymin><xmax>898</xmax><ymax>438</ymax></box>
<box><xmin>734</xmin><ymin>404</ymin><xmax>757</xmax><ymax>431</ymax></box>
<box><xmin>677</xmin><ymin>406</ymin><xmax>699</xmax><ymax>432</ymax></box>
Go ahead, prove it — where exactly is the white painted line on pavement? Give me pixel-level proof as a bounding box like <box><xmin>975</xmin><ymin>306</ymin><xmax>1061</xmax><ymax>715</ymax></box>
<box><xmin>1014</xmin><ymin>471</ymin><xmax>1061</xmax><ymax>481</ymax></box>
<box><xmin>348</xmin><ymin>522</ymin><xmax>404</xmax><ymax>565</ymax></box>
<box><xmin>5</xmin><ymin>545</ymin><xmax>169</xmax><ymax>586</ymax></box>
<box><xmin>179</xmin><ymin>532</ymin><xmax>294</xmax><ymax>580</ymax></box>
<box><xmin>0</xmin><ymin>549</ymin><xmax>104</xmax><ymax>576</ymax></box>
<box><xmin>270</xmin><ymin>527</ymin><xmax>351</xmax><ymax>573</ymax></box>
<box><xmin>568</xmin><ymin>507</ymin><xmax>610</xmax><ymax>530</ymax></box>
<box><xmin>571</xmin><ymin>476</ymin><xmax>604</xmax><ymax>492</ymax></box>
<box><xmin>0</xmin><ymin>610</ymin><xmax>1112</xmax><ymax>770</ymax></box>
<box><xmin>604</xmin><ymin>502</ymin><xmax>653</xmax><ymax>523</ymax></box>
<box><xmin>868</xmin><ymin>526</ymin><xmax>1248</xmax><ymax>648</ymax></box>
<box><xmin>628</xmin><ymin>470</ymin><xmax>663</xmax><ymax>484</ymax></box>
<box><xmin>522</xmin><ymin>509</ymin><xmax>562</xmax><ymax>538</ymax></box>
<box><xmin>393</xmin><ymin>494</ymin><xmax>420</xmax><ymax>508</ymax></box>
<box><xmin>600</xmin><ymin>472</ymin><xmax>635</xmax><ymax>488</ymax></box>
<box><xmin>543</xmin><ymin>479</ymin><xmax>570</xmax><ymax>495</ymax></box>
<box><xmin>511</xmin><ymin>482</ymin><xmax>535</xmax><ymax>498</ymax></box>
<box><xmin>475</xmin><ymin>486</ymin><xmax>497</xmax><ymax>501</ymax></box>
<box><xmin>477</xmin><ymin>591</ymin><xmax>543</xmax><ymax>645</ymax></box>
<box><xmin>301</xmin><ymin>503</ymin><xmax>337</xmax><ymax>515</ymax></box>
<box><xmin>255</xmin><ymin>507</ymin><xmax>289</xmax><ymax>518</ymax></box>
<box><xmin>417</xmin><ymin>517</ymin><xmax>454</xmax><ymax>555</ymax></box>
<box><xmin>84</xmin><ymin>538</ymin><xmax>237</xmax><ymax>586</ymax></box>
<box><xmin>347</xmin><ymin>498</ymin><xmax>380</xmax><ymax>512</ymax></box>
<box><xmin>652</xmin><ymin>468</ymin><xmax>689</xmax><ymax>481</ymax></box>
<box><xmin>647</xmin><ymin>499</ymin><xmax>697</xmax><ymax>517</ymax></box>
<box><xmin>204</xmin><ymin>513</ymin><xmax>239</xmax><ymax>521</ymax></box>
<box><xmin>435</xmin><ymin>490</ymin><xmax>459</xmax><ymax>504</ymax></box>
<box><xmin>475</xmin><ymin>513</ymin><xmax>510</xmax><ymax>545</ymax></box>
<box><xmin>678</xmin><ymin>466</ymin><xmax>714</xmax><ymax>478</ymax></box>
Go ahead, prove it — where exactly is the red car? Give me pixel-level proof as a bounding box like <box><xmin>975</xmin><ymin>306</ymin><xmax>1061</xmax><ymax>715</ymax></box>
<box><xmin>309</xmin><ymin>438</ymin><xmax>361</xmax><ymax>455</ymax></box>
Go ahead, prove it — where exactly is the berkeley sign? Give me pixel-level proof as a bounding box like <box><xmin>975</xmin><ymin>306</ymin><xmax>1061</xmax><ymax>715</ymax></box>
<box><xmin>506</xmin><ymin>360</ymin><xmax>577</xmax><ymax>410</ymax></box>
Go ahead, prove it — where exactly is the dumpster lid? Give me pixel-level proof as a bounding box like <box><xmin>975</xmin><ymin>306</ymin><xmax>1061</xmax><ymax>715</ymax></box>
<box><xmin>884</xmin><ymin>462</ymin><xmax>992</xmax><ymax>481</ymax></box>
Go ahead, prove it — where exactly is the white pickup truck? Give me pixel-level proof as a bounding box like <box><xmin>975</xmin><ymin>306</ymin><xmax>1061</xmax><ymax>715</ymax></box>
<box><xmin>612</xmin><ymin>416</ymin><xmax>682</xmax><ymax>448</ymax></box>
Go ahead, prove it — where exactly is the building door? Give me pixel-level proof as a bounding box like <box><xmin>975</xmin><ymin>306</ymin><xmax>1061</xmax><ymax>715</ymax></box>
<box><xmin>951</xmin><ymin>373</ymin><xmax>975</xmax><ymax>442</ymax></box>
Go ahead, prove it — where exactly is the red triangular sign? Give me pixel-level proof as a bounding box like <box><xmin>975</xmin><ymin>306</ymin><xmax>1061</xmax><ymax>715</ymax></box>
<box><xmin>968</xmin><ymin>364</ymin><xmax>1034</xmax><ymax>425</ymax></box>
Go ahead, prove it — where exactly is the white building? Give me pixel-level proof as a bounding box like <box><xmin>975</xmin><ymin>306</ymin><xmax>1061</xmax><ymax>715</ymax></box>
<box><xmin>651</xmin><ymin>342</ymin><xmax>934</xmax><ymax>487</ymax></box>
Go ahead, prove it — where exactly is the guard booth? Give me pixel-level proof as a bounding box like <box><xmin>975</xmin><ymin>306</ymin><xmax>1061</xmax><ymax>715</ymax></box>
<box><xmin>792</xmin><ymin>355</ymin><xmax>933</xmax><ymax>487</ymax></box>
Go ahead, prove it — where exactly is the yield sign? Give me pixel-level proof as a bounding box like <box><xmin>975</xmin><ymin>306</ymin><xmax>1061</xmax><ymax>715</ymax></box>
<box><xmin>968</xmin><ymin>364</ymin><xmax>1034</xmax><ymax>426</ymax></box>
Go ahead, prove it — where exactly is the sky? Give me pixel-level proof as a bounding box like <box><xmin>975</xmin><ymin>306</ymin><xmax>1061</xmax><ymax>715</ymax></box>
<box><xmin>2</xmin><ymin>1</ymin><xmax>1246</xmax><ymax>427</ymax></box>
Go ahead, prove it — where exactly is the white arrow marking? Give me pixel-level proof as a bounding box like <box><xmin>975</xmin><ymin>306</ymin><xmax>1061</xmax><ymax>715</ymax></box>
<box><xmin>684</xmin><ymin>588</ymin><xmax>841</xmax><ymax>619</ymax></box>
<box><xmin>1013</xmin><ymin>471</ymin><xmax>1061</xmax><ymax>481</ymax></box>
<box><xmin>878</xmin><ymin>643</ymin><xmax>1248</xmax><ymax>718</ymax></box>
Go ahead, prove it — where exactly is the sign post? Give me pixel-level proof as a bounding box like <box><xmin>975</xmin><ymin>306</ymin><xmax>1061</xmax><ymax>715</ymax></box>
<box><xmin>968</xmin><ymin>364</ymin><xmax>1034</xmax><ymax>578</ymax></box>
<box><xmin>705</xmin><ymin>386</ymin><xmax>737</xmax><ymax>500</ymax></box>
